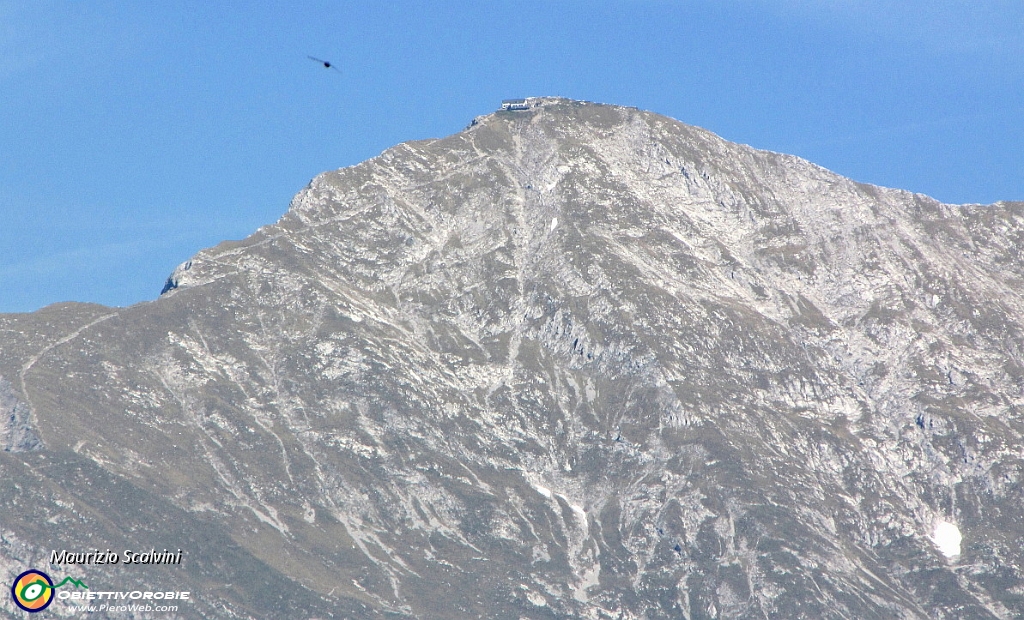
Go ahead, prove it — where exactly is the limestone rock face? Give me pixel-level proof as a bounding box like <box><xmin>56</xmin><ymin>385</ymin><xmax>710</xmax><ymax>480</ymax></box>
<box><xmin>2</xmin><ymin>98</ymin><xmax>1023</xmax><ymax>619</ymax></box>
<box><xmin>0</xmin><ymin>376</ymin><xmax>41</xmax><ymax>452</ymax></box>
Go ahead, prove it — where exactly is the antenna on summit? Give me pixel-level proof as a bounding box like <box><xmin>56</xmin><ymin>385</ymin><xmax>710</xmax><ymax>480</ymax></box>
<box><xmin>307</xmin><ymin>56</ymin><xmax>341</xmax><ymax>73</ymax></box>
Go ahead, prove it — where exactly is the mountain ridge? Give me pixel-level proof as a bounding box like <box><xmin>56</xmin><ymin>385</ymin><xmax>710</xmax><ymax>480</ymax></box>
<box><xmin>2</xmin><ymin>97</ymin><xmax>1023</xmax><ymax>618</ymax></box>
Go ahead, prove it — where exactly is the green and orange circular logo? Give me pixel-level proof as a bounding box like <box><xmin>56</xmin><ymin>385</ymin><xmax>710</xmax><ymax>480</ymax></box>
<box><xmin>11</xmin><ymin>569</ymin><xmax>54</xmax><ymax>613</ymax></box>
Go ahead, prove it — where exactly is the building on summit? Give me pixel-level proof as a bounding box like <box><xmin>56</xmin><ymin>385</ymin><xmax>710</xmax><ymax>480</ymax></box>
<box><xmin>501</xmin><ymin>98</ymin><xmax>529</xmax><ymax>111</ymax></box>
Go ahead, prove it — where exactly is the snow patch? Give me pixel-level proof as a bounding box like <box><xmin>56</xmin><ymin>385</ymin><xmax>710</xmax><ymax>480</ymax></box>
<box><xmin>931</xmin><ymin>521</ymin><xmax>962</xmax><ymax>558</ymax></box>
<box><xmin>534</xmin><ymin>484</ymin><xmax>552</xmax><ymax>499</ymax></box>
<box><xmin>550</xmin><ymin>217</ymin><xmax>558</xmax><ymax>232</ymax></box>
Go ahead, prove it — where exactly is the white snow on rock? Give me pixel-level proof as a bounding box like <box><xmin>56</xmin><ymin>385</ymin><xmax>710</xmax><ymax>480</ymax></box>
<box><xmin>931</xmin><ymin>521</ymin><xmax>962</xmax><ymax>558</ymax></box>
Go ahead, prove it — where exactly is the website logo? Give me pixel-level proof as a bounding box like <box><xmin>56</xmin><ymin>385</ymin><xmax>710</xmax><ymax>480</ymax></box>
<box><xmin>10</xmin><ymin>569</ymin><xmax>87</xmax><ymax>613</ymax></box>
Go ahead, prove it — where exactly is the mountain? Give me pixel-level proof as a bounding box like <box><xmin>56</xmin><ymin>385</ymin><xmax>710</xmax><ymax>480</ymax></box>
<box><xmin>2</xmin><ymin>97</ymin><xmax>1023</xmax><ymax>619</ymax></box>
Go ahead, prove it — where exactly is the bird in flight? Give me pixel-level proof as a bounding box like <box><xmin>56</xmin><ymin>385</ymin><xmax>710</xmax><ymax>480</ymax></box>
<box><xmin>308</xmin><ymin>56</ymin><xmax>341</xmax><ymax>73</ymax></box>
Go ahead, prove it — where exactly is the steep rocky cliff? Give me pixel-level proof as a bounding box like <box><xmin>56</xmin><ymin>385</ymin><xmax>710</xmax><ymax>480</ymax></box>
<box><xmin>2</xmin><ymin>98</ymin><xmax>1023</xmax><ymax>618</ymax></box>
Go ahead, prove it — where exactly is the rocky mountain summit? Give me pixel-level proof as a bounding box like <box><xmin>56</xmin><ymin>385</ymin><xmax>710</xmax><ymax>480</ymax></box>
<box><xmin>2</xmin><ymin>98</ymin><xmax>1024</xmax><ymax>618</ymax></box>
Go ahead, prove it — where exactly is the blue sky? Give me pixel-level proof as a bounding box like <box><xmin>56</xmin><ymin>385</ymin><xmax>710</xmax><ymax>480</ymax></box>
<box><xmin>1</xmin><ymin>1</ymin><xmax>1022</xmax><ymax>312</ymax></box>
